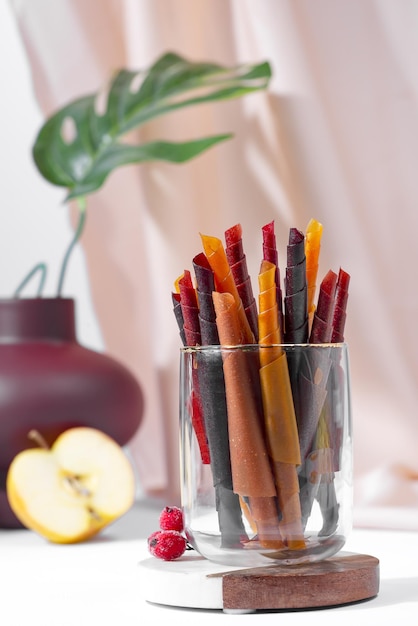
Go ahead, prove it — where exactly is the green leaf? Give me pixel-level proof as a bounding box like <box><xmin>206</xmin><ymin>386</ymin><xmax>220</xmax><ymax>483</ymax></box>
<box><xmin>32</xmin><ymin>52</ymin><xmax>272</xmax><ymax>200</ymax></box>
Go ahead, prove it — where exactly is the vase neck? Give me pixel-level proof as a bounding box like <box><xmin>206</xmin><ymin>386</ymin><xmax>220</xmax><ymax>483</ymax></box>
<box><xmin>0</xmin><ymin>298</ymin><xmax>77</xmax><ymax>342</ymax></box>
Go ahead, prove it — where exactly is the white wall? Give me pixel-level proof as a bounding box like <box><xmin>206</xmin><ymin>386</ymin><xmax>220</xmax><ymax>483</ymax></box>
<box><xmin>0</xmin><ymin>1</ymin><xmax>103</xmax><ymax>351</ymax></box>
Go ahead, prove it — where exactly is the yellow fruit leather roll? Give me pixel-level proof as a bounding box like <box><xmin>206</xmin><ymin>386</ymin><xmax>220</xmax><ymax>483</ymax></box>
<box><xmin>258</xmin><ymin>260</ymin><xmax>306</xmax><ymax>549</ymax></box>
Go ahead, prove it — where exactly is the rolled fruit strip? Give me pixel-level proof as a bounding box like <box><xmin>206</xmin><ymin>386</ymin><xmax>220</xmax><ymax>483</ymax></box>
<box><xmin>324</xmin><ymin>268</ymin><xmax>350</xmax><ymax>474</ymax></box>
<box><xmin>314</xmin><ymin>268</ymin><xmax>351</xmax><ymax>535</ymax></box>
<box><xmin>258</xmin><ymin>260</ymin><xmax>305</xmax><ymax>549</ymax></box>
<box><xmin>178</xmin><ymin>271</ymin><xmax>211</xmax><ymax>465</ymax></box>
<box><xmin>309</xmin><ymin>269</ymin><xmax>338</xmax><ymax>343</ymax></box>
<box><xmin>303</xmin><ymin>270</ymin><xmax>340</xmax><ymax>533</ymax></box>
<box><xmin>305</xmin><ymin>218</ymin><xmax>323</xmax><ymax>331</ymax></box>
<box><xmin>326</xmin><ymin>267</ymin><xmax>350</xmax><ymax>471</ymax></box>
<box><xmin>171</xmin><ymin>292</ymin><xmax>186</xmax><ymax>345</ymax></box>
<box><xmin>331</xmin><ymin>268</ymin><xmax>350</xmax><ymax>343</ymax></box>
<box><xmin>178</xmin><ymin>270</ymin><xmax>200</xmax><ymax>337</ymax></box>
<box><xmin>284</xmin><ymin>228</ymin><xmax>308</xmax><ymax>344</ymax></box>
<box><xmin>262</xmin><ymin>220</ymin><xmax>283</xmax><ymax>333</ymax></box>
<box><xmin>193</xmin><ymin>253</ymin><xmax>219</xmax><ymax>344</ymax></box>
<box><xmin>213</xmin><ymin>291</ymin><xmax>283</xmax><ymax>548</ymax></box>
<box><xmin>225</xmin><ymin>223</ymin><xmax>259</xmax><ymax>341</ymax></box>
<box><xmin>284</xmin><ymin>228</ymin><xmax>309</xmax><ymax>449</ymax></box>
<box><xmin>192</xmin><ymin>253</ymin><xmax>247</xmax><ymax>546</ymax></box>
<box><xmin>201</xmin><ymin>234</ymin><xmax>255</xmax><ymax>344</ymax></box>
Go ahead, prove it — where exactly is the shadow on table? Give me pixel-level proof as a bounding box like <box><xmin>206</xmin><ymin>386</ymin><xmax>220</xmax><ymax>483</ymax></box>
<box><xmin>101</xmin><ymin>498</ymin><xmax>165</xmax><ymax>542</ymax></box>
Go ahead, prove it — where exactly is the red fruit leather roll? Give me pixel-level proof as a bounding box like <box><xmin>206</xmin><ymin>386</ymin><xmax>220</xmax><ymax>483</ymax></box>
<box><xmin>189</xmin><ymin>388</ymin><xmax>211</xmax><ymax>465</ymax></box>
<box><xmin>262</xmin><ymin>221</ymin><xmax>283</xmax><ymax>335</ymax></box>
<box><xmin>235</xmin><ymin>276</ymin><xmax>259</xmax><ymax>342</ymax></box>
<box><xmin>171</xmin><ymin>292</ymin><xmax>186</xmax><ymax>345</ymax></box>
<box><xmin>306</xmin><ymin>270</ymin><xmax>347</xmax><ymax>535</ymax></box>
<box><xmin>225</xmin><ymin>225</ymin><xmax>244</xmax><ymax>264</ymax></box>
<box><xmin>225</xmin><ymin>223</ymin><xmax>259</xmax><ymax>341</ymax></box>
<box><xmin>331</xmin><ymin>268</ymin><xmax>350</xmax><ymax>342</ymax></box>
<box><xmin>179</xmin><ymin>270</ymin><xmax>200</xmax><ymax>339</ymax></box>
<box><xmin>309</xmin><ymin>270</ymin><xmax>338</xmax><ymax>344</ymax></box>
<box><xmin>213</xmin><ymin>291</ymin><xmax>282</xmax><ymax>548</ymax></box>
<box><xmin>178</xmin><ymin>272</ymin><xmax>211</xmax><ymax>464</ymax></box>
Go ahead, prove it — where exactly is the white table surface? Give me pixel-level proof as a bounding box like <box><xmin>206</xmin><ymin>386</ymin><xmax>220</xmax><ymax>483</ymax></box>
<box><xmin>1</xmin><ymin>498</ymin><xmax>417</xmax><ymax>625</ymax></box>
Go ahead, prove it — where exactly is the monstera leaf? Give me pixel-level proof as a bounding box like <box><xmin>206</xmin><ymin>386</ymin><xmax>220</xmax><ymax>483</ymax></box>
<box><xmin>33</xmin><ymin>52</ymin><xmax>272</xmax><ymax>200</ymax></box>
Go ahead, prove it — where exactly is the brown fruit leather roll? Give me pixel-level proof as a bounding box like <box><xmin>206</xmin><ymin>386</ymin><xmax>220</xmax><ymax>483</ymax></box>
<box><xmin>213</xmin><ymin>291</ymin><xmax>282</xmax><ymax>547</ymax></box>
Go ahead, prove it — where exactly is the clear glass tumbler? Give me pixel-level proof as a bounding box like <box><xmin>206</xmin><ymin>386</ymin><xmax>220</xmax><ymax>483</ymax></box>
<box><xmin>180</xmin><ymin>343</ymin><xmax>352</xmax><ymax>567</ymax></box>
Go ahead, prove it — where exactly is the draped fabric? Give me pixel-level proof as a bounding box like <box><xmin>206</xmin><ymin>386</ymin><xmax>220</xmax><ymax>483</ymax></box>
<box><xmin>10</xmin><ymin>0</ymin><xmax>418</xmax><ymax>527</ymax></box>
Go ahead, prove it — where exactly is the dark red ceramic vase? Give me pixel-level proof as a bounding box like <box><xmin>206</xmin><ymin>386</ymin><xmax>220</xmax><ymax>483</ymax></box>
<box><xmin>0</xmin><ymin>297</ymin><xmax>144</xmax><ymax>527</ymax></box>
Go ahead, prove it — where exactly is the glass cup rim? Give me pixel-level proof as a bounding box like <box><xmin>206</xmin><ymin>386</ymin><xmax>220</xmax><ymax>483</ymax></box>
<box><xmin>181</xmin><ymin>342</ymin><xmax>347</xmax><ymax>353</ymax></box>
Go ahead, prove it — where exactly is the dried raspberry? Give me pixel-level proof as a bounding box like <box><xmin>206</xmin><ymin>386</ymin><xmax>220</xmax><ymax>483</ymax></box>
<box><xmin>148</xmin><ymin>530</ymin><xmax>186</xmax><ymax>561</ymax></box>
<box><xmin>159</xmin><ymin>506</ymin><xmax>184</xmax><ymax>532</ymax></box>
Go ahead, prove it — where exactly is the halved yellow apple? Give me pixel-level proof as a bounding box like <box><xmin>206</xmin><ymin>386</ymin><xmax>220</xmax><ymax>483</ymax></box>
<box><xmin>6</xmin><ymin>427</ymin><xmax>136</xmax><ymax>543</ymax></box>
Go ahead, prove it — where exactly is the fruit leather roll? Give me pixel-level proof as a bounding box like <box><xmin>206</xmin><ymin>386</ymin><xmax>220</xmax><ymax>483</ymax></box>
<box><xmin>327</xmin><ymin>269</ymin><xmax>350</xmax><ymax>472</ymax></box>
<box><xmin>213</xmin><ymin>291</ymin><xmax>282</xmax><ymax>548</ymax></box>
<box><xmin>309</xmin><ymin>270</ymin><xmax>337</xmax><ymax>344</ymax></box>
<box><xmin>262</xmin><ymin>221</ymin><xmax>283</xmax><ymax>332</ymax></box>
<box><xmin>331</xmin><ymin>268</ymin><xmax>350</xmax><ymax>343</ymax></box>
<box><xmin>284</xmin><ymin>228</ymin><xmax>309</xmax><ymax>344</ymax></box>
<box><xmin>178</xmin><ymin>272</ymin><xmax>210</xmax><ymax>465</ymax></box>
<box><xmin>225</xmin><ymin>223</ymin><xmax>258</xmax><ymax>341</ymax></box>
<box><xmin>201</xmin><ymin>234</ymin><xmax>254</xmax><ymax>343</ymax></box>
<box><xmin>235</xmin><ymin>276</ymin><xmax>259</xmax><ymax>341</ymax></box>
<box><xmin>294</xmin><ymin>355</ymin><xmax>331</xmax><ymax>462</ymax></box>
<box><xmin>179</xmin><ymin>270</ymin><xmax>201</xmax><ymax>338</ymax></box>
<box><xmin>304</xmin><ymin>271</ymin><xmax>341</xmax><ymax>534</ymax></box>
<box><xmin>258</xmin><ymin>261</ymin><xmax>305</xmax><ymax>549</ymax></box>
<box><xmin>194</xmin><ymin>348</ymin><xmax>248</xmax><ymax>547</ymax></box>
<box><xmin>171</xmin><ymin>292</ymin><xmax>186</xmax><ymax>345</ymax></box>
<box><xmin>305</xmin><ymin>218</ymin><xmax>323</xmax><ymax>327</ymax></box>
<box><xmin>295</xmin><ymin>351</ymin><xmax>331</xmax><ymax>529</ymax></box>
<box><xmin>193</xmin><ymin>253</ymin><xmax>219</xmax><ymax>344</ymax></box>
<box><xmin>192</xmin><ymin>253</ymin><xmax>246</xmax><ymax>546</ymax></box>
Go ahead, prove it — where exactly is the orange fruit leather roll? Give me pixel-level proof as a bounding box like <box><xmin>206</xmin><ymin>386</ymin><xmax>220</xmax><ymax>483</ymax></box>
<box><xmin>201</xmin><ymin>234</ymin><xmax>255</xmax><ymax>344</ymax></box>
<box><xmin>212</xmin><ymin>291</ymin><xmax>283</xmax><ymax>549</ymax></box>
<box><xmin>305</xmin><ymin>218</ymin><xmax>323</xmax><ymax>328</ymax></box>
<box><xmin>258</xmin><ymin>260</ymin><xmax>306</xmax><ymax>549</ymax></box>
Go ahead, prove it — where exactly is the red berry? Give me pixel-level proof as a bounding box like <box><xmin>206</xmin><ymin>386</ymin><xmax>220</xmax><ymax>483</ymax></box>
<box><xmin>159</xmin><ymin>506</ymin><xmax>184</xmax><ymax>532</ymax></box>
<box><xmin>148</xmin><ymin>530</ymin><xmax>186</xmax><ymax>561</ymax></box>
<box><xmin>147</xmin><ymin>530</ymin><xmax>161</xmax><ymax>546</ymax></box>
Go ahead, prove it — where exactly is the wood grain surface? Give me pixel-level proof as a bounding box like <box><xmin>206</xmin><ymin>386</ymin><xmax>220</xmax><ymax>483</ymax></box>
<box><xmin>218</xmin><ymin>553</ymin><xmax>380</xmax><ymax>610</ymax></box>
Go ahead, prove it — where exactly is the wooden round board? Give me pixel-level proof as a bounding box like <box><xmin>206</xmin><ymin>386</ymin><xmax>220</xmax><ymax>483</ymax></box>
<box><xmin>138</xmin><ymin>550</ymin><xmax>379</xmax><ymax>613</ymax></box>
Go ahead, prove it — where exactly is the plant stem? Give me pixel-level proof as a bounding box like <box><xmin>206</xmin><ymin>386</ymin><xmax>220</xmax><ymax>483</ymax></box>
<box><xmin>28</xmin><ymin>429</ymin><xmax>49</xmax><ymax>450</ymax></box>
<box><xmin>13</xmin><ymin>262</ymin><xmax>47</xmax><ymax>298</ymax></box>
<box><xmin>56</xmin><ymin>196</ymin><xmax>87</xmax><ymax>297</ymax></box>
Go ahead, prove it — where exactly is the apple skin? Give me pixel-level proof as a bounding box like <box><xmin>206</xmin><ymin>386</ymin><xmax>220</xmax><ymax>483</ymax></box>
<box><xmin>6</xmin><ymin>427</ymin><xmax>136</xmax><ymax>543</ymax></box>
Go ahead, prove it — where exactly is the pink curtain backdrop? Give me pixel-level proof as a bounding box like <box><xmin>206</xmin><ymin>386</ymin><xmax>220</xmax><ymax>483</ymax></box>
<box><xmin>10</xmin><ymin>0</ymin><xmax>418</xmax><ymax>528</ymax></box>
